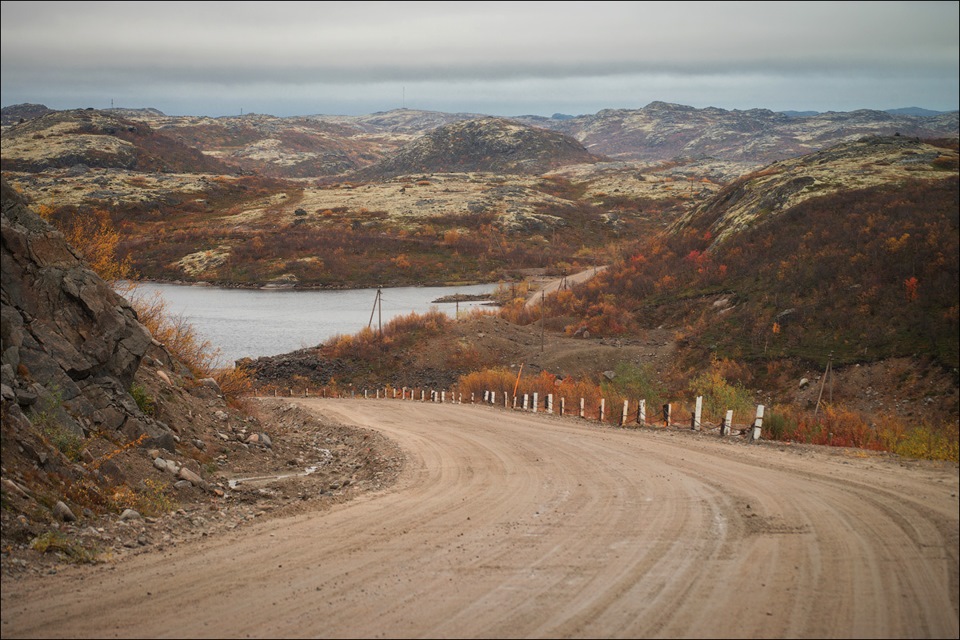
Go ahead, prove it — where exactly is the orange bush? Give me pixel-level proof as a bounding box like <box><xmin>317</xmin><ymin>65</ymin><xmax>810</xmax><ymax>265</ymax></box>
<box><xmin>126</xmin><ymin>287</ymin><xmax>220</xmax><ymax>377</ymax></box>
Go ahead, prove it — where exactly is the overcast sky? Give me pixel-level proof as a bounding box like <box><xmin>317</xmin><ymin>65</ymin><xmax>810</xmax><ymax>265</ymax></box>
<box><xmin>2</xmin><ymin>1</ymin><xmax>957</xmax><ymax>117</ymax></box>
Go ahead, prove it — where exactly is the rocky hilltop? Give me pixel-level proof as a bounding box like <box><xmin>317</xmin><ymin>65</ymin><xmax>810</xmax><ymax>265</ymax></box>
<box><xmin>147</xmin><ymin>113</ymin><xmax>393</xmax><ymax>178</ymax></box>
<box><xmin>1</xmin><ymin>109</ymin><xmax>229</xmax><ymax>174</ymax></box>
<box><xmin>521</xmin><ymin>101</ymin><xmax>960</xmax><ymax>164</ymax></box>
<box><xmin>1</xmin><ymin>103</ymin><xmax>56</xmax><ymax>127</ymax></box>
<box><xmin>672</xmin><ymin>136</ymin><xmax>959</xmax><ymax>245</ymax></box>
<box><xmin>355</xmin><ymin>117</ymin><xmax>598</xmax><ymax>179</ymax></box>
<box><xmin>306</xmin><ymin>107</ymin><xmax>485</xmax><ymax>134</ymax></box>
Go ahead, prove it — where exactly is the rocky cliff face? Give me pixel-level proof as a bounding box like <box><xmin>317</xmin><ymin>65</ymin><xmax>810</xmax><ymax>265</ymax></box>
<box><xmin>0</xmin><ymin>178</ymin><xmax>166</xmax><ymax>443</ymax></box>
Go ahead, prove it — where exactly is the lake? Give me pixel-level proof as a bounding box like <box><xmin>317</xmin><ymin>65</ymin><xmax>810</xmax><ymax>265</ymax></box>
<box><xmin>125</xmin><ymin>282</ymin><xmax>498</xmax><ymax>366</ymax></box>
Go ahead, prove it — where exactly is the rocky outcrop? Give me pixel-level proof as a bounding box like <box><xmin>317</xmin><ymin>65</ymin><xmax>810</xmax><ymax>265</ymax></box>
<box><xmin>1</xmin><ymin>103</ymin><xmax>56</xmax><ymax>127</ymax></box>
<box><xmin>1</xmin><ymin>178</ymin><xmax>163</xmax><ymax>441</ymax></box>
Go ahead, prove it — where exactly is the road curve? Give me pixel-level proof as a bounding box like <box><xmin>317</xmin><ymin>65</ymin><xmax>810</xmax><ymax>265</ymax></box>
<box><xmin>3</xmin><ymin>399</ymin><xmax>958</xmax><ymax>638</ymax></box>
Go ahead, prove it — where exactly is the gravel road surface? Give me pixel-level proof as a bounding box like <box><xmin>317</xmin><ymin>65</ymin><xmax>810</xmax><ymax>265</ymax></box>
<box><xmin>3</xmin><ymin>399</ymin><xmax>957</xmax><ymax>638</ymax></box>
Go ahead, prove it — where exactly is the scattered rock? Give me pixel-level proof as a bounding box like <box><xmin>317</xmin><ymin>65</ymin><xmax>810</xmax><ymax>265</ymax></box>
<box><xmin>53</xmin><ymin>501</ymin><xmax>77</xmax><ymax>522</ymax></box>
<box><xmin>199</xmin><ymin>378</ymin><xmax>223</xmax><ymax>396</ymax></box>
<box><xmin>177</xmin><ymin>466</ymin><xmax>204</xmax><ymax>488</ymax></box>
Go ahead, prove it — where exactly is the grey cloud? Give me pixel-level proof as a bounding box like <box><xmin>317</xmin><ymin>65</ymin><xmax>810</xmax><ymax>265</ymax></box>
<box><xmin>2</xmin><ymin>1</ymin><xmax>956</xmax><ymax>116</ymax></box>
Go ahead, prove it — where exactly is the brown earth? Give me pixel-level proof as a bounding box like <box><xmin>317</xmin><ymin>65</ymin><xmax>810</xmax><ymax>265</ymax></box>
<box><xmin>2</xmin><ymin>397</ymin><xmax>957</xmax><ymax>638</ymax></box>
<box><xmin>0</xmin><ymin>399</ymin><xmax>402</xmax><ymax>578</ymax></box>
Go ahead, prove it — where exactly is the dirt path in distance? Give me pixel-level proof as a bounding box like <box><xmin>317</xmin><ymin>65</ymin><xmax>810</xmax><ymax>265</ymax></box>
<box><xmin>3</xmin><ymin>399</ymin><xmax>957</xmax><ymax>638</ymax></box>
<box><xmin>525</xmin><ymin>266</ymin><xmax>608</xmax><ymax>309</ymax></box>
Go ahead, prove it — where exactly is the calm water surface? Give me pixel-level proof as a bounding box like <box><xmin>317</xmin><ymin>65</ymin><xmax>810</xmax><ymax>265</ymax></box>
<box><xmin>128</xmin><ymin>282</ymin><xmax>497</xmax><ymax>366</ymax></box>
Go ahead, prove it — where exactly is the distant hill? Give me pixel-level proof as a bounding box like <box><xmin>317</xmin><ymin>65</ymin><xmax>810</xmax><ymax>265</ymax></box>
<box><xmin>144</xmin><ymin>112</ymin><xmax>390</xmax><ymax>178</ymax></box>
<box><xmin>305</xmin><ymin>108</ymin><xmax>485</xmax><ymax>134</ymax></box>
<box><xmin>6</xmin><ymin>103</ymin><xmax>956</xmax><ymax>178</ymax></box>
<box><xmin>354</xmin><ymin>117</ymin><xmax>598</xmax><ymax>179</ymax></box>
<box><xmin>1</xmin><ymin>103</ymin><xmax>55</xmax><ymax>127</ymax></box>
<box><xmin>0</xmin><ymin>109</ymin><xmax>229</xmax><ymax>173</ymax></box>
<box><xmin>780</xmin><ymin>108</ymin><xmax>952</xmax><ymax>118</ymax></box>
<box><xmin>515</xmin><ymin>101</ymin><xmax>959</xmax><ymax>164</ymax></box>
<box><xmin>885</xmin><ymin>107</ymin><xmax>949</xmax><ymax>117</ymax></box>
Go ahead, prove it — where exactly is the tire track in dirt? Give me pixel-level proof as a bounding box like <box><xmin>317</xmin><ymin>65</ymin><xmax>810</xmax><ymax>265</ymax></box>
<box><xmin>2</xmin><ymin>399</ymin><xmax>956</xmax><ymax>638</ymax></box>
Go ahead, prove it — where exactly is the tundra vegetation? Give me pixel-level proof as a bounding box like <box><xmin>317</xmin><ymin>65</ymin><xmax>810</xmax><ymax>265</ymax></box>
<box><xmin>4</xmin><ymin>108</ymin><xmax>957</xmax><ymax>463</ymax></box>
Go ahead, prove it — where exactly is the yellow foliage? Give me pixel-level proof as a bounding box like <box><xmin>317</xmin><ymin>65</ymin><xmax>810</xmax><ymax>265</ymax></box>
<box><xmin>126</xmin><ymin>287</ymin><xmax>220</xmax><ymax>376</ymax></box>
<box><xmin>44</xmin><ymin>208</ymin><xmax>133</xmax><ymax>283</ymax></box>
<box><xmin>214</xmin><ymin>363</ymin><xmax>254</xmax><ymax>407</ymax></box>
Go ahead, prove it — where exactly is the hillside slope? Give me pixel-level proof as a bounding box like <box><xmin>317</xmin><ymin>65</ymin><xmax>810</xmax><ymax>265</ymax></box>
<box><xmin>546</xmin><ymin>138</ymin><xmax>957</xmax><ymax>419</ymax></box>
<box><xmin>673</xmin><ymin>136</ymin><xmax>959</xmax><ymax>244</ymax></box>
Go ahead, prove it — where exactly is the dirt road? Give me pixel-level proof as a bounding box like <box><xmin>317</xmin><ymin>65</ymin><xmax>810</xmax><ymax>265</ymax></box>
<box><xmin>3</xmin><ymin>399</ymin><xmax>958</xmax><ymax>638</ymax></box>
<box><xmin>525</xmin><ymin>266</ymin><xmax>607</xmax><ymax>309</ymax></box>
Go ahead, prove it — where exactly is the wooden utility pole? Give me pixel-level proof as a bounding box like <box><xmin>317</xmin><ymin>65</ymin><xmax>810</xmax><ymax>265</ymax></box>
<box><xmin>512</xmin><ymin>364</ymin><xmax>524</xmax><ymax>403</ymax></box>
<box><xmin>368</xmin><ymin>286</ymin><xmax>383</xmax><ymax>370</ymax></box>
<box><xmin>814</xmin><ymin>353</ymin><xmax>833</xmax><ymax>416</ymax></box>
<box><xmin>540</xmin><ymin>290</ymin><xmax>545</xmax><ymax>352</ymax></box>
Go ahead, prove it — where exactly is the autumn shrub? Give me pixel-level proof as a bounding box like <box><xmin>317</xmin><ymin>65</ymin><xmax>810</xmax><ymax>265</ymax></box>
<box><xmin>499</xmin><ymin>299</ymin><xmax>540</xmax><ymax>325</ymax></box>
<box><xmin>457</xmin><ymin>368</ymin><xmax>519</xmax><ymax>400</ymax></box>
<box><xmin>877</xmin><ymin>415</ymin><xmax>959</xmax><ymax>462</ymax></box>
<box><xmin>383</xmin><ymin>309</ymin><xmax>449</xmax><ymax>339</ymax></box>
<box><xmin>214</xmin><ymin>363</ymin><xmax>254</xmax><ymax>407</ymax></box>
<box><xmin>39</xmin><ymin>207</ymin><xmax>134</xmax><ymax>283</ymax></box>
<box><xmin>126</xmin><ymin>287</ymin><xmax>220</xmax><ymax>376</ymax></box>
<box><xmin>687</xmin><ymin>358</ymin><xmax>755</xmax><ymax>423</ymax></box>
<box><xmin>760</xmin><ymin>404</ymin><xmax>959</xmax><ymax>462</ymax></box>
<box><xmin>108</xmin><ymin>478</ymin><xmax>177</xmax><ymax>517</ymax></box>
<box><xmin>762</xmin><ymin>409</ymin><xmax>798</xmax><ymax>441</ymax></box>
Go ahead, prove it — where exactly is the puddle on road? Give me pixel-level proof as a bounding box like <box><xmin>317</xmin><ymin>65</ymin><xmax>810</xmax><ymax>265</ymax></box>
<box><xmin>227</xmin><ymin>449</ymin><xmax>333</xmax><ymax>489</ymax></box>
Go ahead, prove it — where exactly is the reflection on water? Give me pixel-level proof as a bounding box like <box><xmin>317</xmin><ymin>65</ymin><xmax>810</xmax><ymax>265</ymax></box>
<box><xmin>125</xmin><ymin>282</ymin><xmax>497</xmax><ymax>366</ymax></box>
